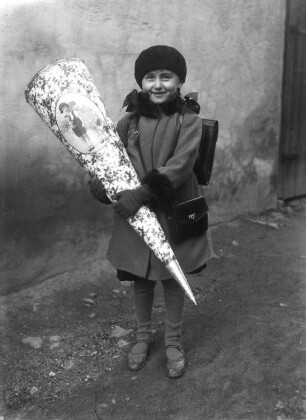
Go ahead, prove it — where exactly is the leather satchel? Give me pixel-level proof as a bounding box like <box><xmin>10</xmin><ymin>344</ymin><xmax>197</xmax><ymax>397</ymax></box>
<box><xmin>178</xmin><ymin>101</ymin><xmax>219</xmax><ymax>186</ymax></box>
<box><xmin>168</xmin><ymin>196</ymin><xmax>208</xmax><ymax>243</ymax></box>
<box><xmin>194</xmin><ymin>119</ymin><xmax>219</xmax><ymax>186</ymax></box>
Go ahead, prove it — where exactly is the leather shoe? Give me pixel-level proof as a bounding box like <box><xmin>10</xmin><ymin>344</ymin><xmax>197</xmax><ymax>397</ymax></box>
<box><xmin>166</xmin><ymin>345</ymin><xmax>186</xmax><ymax>378</ymax></box>
<box><xmin>128</xmin><ymin>341</ymin><xmax>150</xmax><ymax>371</ymax></box>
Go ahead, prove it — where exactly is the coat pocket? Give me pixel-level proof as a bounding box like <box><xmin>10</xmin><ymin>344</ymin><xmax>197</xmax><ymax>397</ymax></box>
<box><xmin>168</xmin><ymin>196</ymin><xmax>208</xmax><ymax>243</ymax></box>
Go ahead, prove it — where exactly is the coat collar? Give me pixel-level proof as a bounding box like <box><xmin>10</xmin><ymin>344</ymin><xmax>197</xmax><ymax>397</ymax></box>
<box><xmin>122</xmin><ymin>89</ymin><xmax>200</xmax><ymax>118</ymax></box>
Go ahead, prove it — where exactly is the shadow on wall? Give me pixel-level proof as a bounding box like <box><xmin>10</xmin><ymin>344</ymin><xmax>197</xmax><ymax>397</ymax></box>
<box><xmin>0</xmin><ymin>119</ymin><xmax>114</xmax><ymax>295</ymax></box>
<box><xmin>206</xmin><ymin>101</ymin><xmax>279</xmax><ymax>221</ymax></box>
<box><xmin>1</xmin><ymin>113</ymin><xmax>114</xmax><ymax>229</ymax></box>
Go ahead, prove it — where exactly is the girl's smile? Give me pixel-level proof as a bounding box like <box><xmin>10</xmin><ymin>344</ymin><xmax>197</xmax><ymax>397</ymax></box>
<box><xmin>141</xmin><ymin>69</ymin><xmax>182</xmax><ymax>104</ymax></box>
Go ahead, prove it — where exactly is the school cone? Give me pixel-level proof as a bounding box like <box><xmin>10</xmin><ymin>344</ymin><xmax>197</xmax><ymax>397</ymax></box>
<box><xmin>166</xmin><ymin>260</ymin><xmax>197</xmax><ymax>305</ymax></box>
<box><xmin>25</xmin><ymin>57</ymin><xmax>197</xmax><ymax>305</ymax></box>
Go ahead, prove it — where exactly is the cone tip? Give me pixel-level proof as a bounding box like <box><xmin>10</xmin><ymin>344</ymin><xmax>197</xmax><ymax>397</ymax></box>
<box><xmin>166</xmin><ymin>259</ymin><xmax>197</xmax><ymax>305</ymax></box>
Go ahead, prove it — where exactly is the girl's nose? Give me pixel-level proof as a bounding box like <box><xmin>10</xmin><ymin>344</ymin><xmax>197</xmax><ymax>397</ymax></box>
<box><xmin>153</xmin><ymin>78</ymin><xmax>162</xmax><ymax>89</ymax></box>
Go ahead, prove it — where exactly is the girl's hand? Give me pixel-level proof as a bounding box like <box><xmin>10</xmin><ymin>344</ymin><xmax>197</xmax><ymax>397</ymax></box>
<box><xmin>114</xmin><ymin>186</ymin><xmax>150</xmax><ymax>218</ymax></box>
<box><xmin>88</xmin><ymin>177</ymin><xmax>111</xmax><ymax>204</ymax></box>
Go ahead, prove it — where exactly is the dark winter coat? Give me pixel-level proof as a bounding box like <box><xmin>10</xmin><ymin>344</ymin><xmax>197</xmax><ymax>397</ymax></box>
<box><xmin>106</xmin><ymin>93</ymin><xmax>213</xmax><ymax>280</ymax></box>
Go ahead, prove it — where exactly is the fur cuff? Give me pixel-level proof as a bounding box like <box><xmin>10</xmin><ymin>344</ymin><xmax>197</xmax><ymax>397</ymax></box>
<box><xmin>142</xmin><ymin>169</ymin><xmax>175</xmax><ymax>204</ymax></box>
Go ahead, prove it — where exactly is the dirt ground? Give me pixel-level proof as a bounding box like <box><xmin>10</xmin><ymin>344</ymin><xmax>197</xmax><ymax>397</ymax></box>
<box><xmin>1</xmin><ymin>199</ymin><xmax>306</xmax><ymax>420</ymax></box>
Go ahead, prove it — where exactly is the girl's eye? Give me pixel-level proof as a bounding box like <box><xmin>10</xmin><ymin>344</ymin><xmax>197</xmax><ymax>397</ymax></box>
<box><xmin>161</xmin><ymin>74</ymin><xmax>172</xmax><ymax>81</ymax></box>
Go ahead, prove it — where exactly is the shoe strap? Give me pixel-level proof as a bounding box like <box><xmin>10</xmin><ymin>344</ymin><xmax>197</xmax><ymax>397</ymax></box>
<box><xmin>165</xmin><ymin>344</ymin><xmax>184</xmax><ymax>353</ymax></box>
<box><xmin>135</xmin><ymin>339</ymin><xmax>150</xmax><ymax>345</ymax></box>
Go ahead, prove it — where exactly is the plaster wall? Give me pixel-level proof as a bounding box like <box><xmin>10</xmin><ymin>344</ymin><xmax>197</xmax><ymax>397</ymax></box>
<box><xmin>0</xmin><ymin>0</ymin><xmax>286</xmax><ymax>229</ymax></box>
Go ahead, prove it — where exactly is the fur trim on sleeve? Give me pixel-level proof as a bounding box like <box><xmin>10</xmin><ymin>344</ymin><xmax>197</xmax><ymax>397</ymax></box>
<box><xmin>142</xmin><ymin>169</ymin><xmax>175</xmax><ymax>204</ymax></box>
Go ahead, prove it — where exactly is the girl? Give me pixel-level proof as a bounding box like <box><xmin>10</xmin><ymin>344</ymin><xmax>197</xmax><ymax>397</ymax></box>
<box><xmin>89</xmin><ymin>45</ymin><xmax>213</xmax><ymax>378</ymax></box>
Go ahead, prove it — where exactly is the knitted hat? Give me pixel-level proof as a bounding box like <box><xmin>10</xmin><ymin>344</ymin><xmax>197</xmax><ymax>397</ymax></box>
<box><xmin>134</xmin><ymin>45</ymin><xmax>187</xmax><ymax>87</ymax></box>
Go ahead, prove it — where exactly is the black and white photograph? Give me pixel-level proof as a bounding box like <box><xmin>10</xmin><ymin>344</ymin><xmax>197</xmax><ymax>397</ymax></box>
<box><xmin>0</xmin><ymin>1</ymin><xmax>305</xmax><ymax>419</ymax></box>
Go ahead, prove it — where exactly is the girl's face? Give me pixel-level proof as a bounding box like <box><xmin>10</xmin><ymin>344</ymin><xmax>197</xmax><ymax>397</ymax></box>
<box><xmin>141</xmin><ymin>69</ymin><xmax>182</xmax><ymax>104</ymax></box>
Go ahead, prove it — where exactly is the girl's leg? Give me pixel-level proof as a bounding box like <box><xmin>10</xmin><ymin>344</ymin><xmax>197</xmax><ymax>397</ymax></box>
<box><xmin>162</xmin><ymin>278</ymin><xmax>186</xmax><ymax>378</ymax></box>
<box><xmin>162</xmin><ymin>278</ymin><xmax>185</xmax><ymax>347</ymax></box>
<box><xmin>133</xmin><ymin>279</ymin><xmax>156</xmax><ymax>344</ymax></box>
<box><xmin>128</xmin><ymin>279</ymin><xmax>156</xmax><ymax>370</ymax></box>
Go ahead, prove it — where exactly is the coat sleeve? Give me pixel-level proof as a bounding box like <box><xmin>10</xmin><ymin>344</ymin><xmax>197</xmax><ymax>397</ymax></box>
<box><xmin>157</xmin><ymin>112</ymin><xmax>202</xmax><ymax>189</ymax></box>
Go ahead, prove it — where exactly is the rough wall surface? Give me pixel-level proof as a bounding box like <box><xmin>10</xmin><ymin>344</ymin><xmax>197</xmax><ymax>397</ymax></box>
<box><xmin>0</xmin><ymin>0</ymin><xmax>285</xmax><ymax>230</ymax></box>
